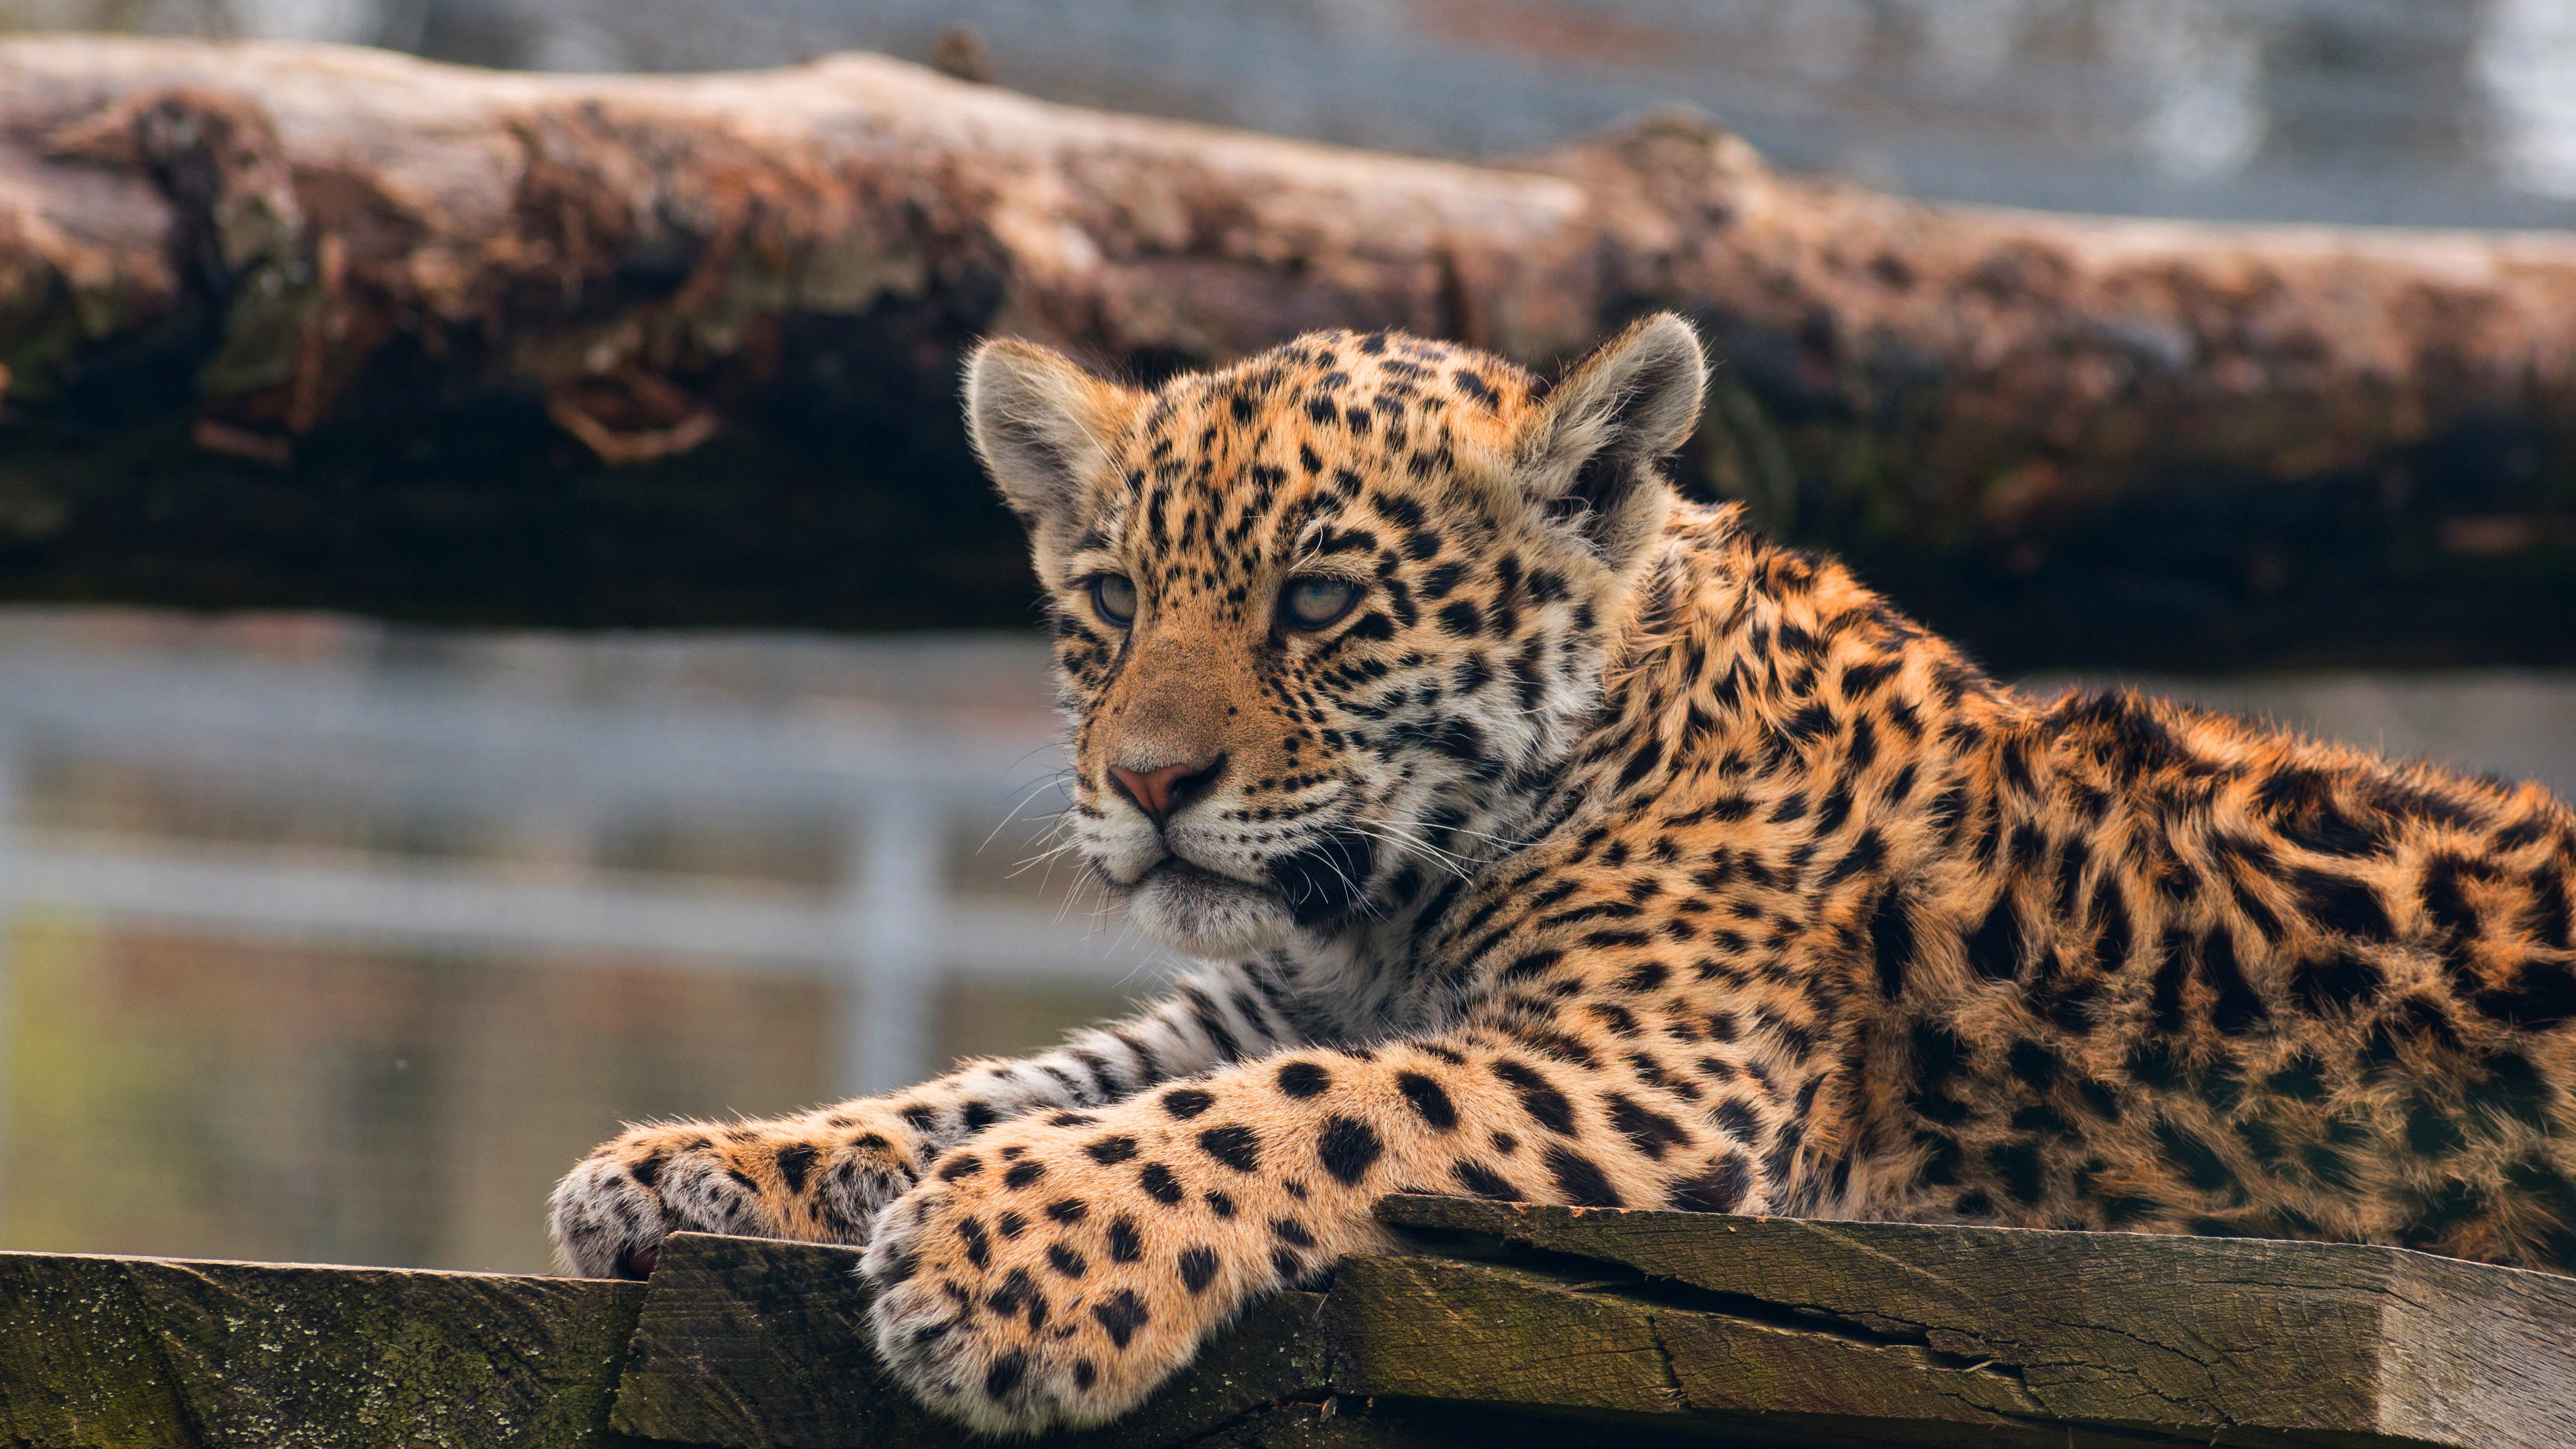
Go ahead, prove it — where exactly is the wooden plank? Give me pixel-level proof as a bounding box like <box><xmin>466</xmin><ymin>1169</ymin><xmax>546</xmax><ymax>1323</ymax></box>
<box><xmin>608</xmin><ymin>1232</ymin><xmax>1336</xmax><ymax>1449</ymax></box>
<box><xmin>11</xmin><ymin>1206</ymin><xmax>2571</xmax><ymax>1448</ymax></box>
<box><xmin>1325</xmin><ymin>1250</ymin><xmax>2273</xmax><ymax>1447</ymax></box>
<box><xmin>1376</xmin><ymin>1195</ymin><xmax>2576</xmax><ymax>1449</ymax></box>
<box><xmin>0</xmin><ymin>1249</ymin><xmax>644</xmax><ymax>1449</ymax></box>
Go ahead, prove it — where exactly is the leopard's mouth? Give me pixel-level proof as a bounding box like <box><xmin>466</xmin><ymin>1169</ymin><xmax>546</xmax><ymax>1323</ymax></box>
<box><xmin>1118</xmin><ymin>855</ymin><xmax>1298</xmax><ymax>956</ymax></box>
<box><xmin>1097</xmin><ymin>847</ymin><xmax>1268</xmax><ymax>894</ymax></box>
<box><xmin>1145</xmin><ymin>856</ymin><xmax>1264</xmax><ymax>891</ymax></box>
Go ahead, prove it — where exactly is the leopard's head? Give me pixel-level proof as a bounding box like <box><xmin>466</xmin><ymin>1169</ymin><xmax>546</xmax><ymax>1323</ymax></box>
<box><xmin>967</xmin><ymin>317</ymin><xmax>1706</xmax><ymax>957</ymax></box>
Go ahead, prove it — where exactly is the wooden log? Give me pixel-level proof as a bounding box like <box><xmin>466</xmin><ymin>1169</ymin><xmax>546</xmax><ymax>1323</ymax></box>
<box><xmin>0</xmin><ymin>1248</ymin><xmax>643</xmax><ymax>1448</ymax></box>
<box><xmin>1</xmin><ymin>38</ymin><xmax>2574</xmax><ymax>666</ymax></box>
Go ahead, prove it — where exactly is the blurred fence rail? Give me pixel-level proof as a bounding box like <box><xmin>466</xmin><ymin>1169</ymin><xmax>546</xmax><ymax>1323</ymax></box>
<box><xmin>0</xmin><ymin>641</ymin><xmax>1161</xmax><ymax>1099</ymax></box>
<box><xmin>0</xmin><ymin>615</ymin><xmax>1176</xmax><ymax>1269</ymax></box>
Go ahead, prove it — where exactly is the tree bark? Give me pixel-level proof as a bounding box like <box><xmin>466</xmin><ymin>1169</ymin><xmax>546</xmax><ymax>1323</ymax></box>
<box><xmin>3</xmin><ymin>37</ymin><xmax>2573</xmax><ymax>668</ymax></box>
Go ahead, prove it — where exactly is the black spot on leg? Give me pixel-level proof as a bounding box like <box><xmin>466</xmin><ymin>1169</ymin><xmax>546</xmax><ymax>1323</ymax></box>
<box><xmin>1178</xmin><ymin>1247</ymin><xmax>1220</xmax><ymax>1294</ymax></box>
<box><xmin>1161</xmin><ymin>1088</ymin><xmax>1216</xmax><ymax>1119</ymax></box>
<box><xmin>1107</xmin><ymin>1216</ymin><xmax>1143</xmax><ymax>1263</ymax></box>
<box><xmin>1047</xmin><ymin>1242</ymin><xmax>1088</xmax><ymax>1279</ymax></box>
<box><xmin>1003</xmin><ymin>1160</ymin><xmax>1046</xmax><ymax>1190</ymax></box>
<box><xmin>938</xmin><ymin>1154</ymin><xmax>984</xmax><ymax>1182</ymax></box>
<box><xmin>1396</xmin><ymin>1072</ymin><xmax>1459</xmax><ymax>1130</ymax></box>
<box><xmin>1045</xmin><ymin>1197</ymin><xmax>1087</xmax><ymax>1223</ymax></box>
<box><xmin>1453</xmin><ymin>1160</ymin><xmax>1523</xmax><ymax>1200</ymax></box>
<box><xmin>1543</xmin><ymin>1146</ymin><xmax>1624</xmax><ymax>1207</ymax></box>
<box><xmin>1711</xmin><ymin>1099</ymin><xmax>1762</xmax><ymax>1143</ymax></box>
<box><xmin>1198</xmin><ymin>1125</ymin><xmax>1262</xmax><ymax>1172</ymax></box>
<box><xmin>1091</xmin><ymin>1290</ymin><xmax>1150</xmax><ymax>1350</ymax></box>
<box><xmin>985</xmin><ymin>1350</ymin><xmax>1028</xmax><ymax>1401</ymax></box>
<box><xmin>1605</xmin><ymin>1094</ymin><xmax>1693</xmax><ymax>1160</ymax></box>
<box><xmin>986</xmin><ymin>1266</ymin><xmax>1046</xmax><ymax>1329</ymax></box>
<box><xmin>1276</xmin><ymin>1061</ymin><xmax>1332</xmax><ymax>1097</ymax></box>
<box><xmin>774</xmin><ymin>1143</ymin><xmax>817</xmax><ymax>1194</ymax></box>
<box><xmin>1139</xmin><ymin>1163</ymin><xmax>1185</xmax><ymax>1205</ymax></box>
<box><xmin>957</xmin><ymin>1216</ymin><xmax>991</xmax><ymax>1269</ymax></box>
<box><xmin>1318</xmin><ymin>1116</ymin><xmax>1386</xmax><ymax>1185</ymax></box>
<box><xmin>1666</xmin><ymin>1153</ymin><xmax>1753</xmax><ymax>1213</ymax></box>
<box><xmin>1086</xmin><ymin>1136</ymin><xmax>1139</xmax><ymax>1165</ymax></box>
<box><xmin>1072</xmin><ymin>1359</ymin><xmax>1098</xmax><ymax>1391</ymax></box>
<box><xmin>1492</xmin><ymin>1060</ymin><xmax>1577</xmax><ymax>1135</ymax></box>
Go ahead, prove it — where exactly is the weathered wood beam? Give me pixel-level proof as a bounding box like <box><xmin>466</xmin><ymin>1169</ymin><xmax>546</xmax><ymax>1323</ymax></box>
<box><xmin>608</xmin><ymin>1205</ymin><xmax>2576</xmax><ymax>1449</ymax></box>
<box><xmin>2</xmin><ymin>38</ymin><xmax>2574</xmax><ymax>666</ymax></box>
<box><xmin>1373</xmin><ymin>1195</ymin><xmax>2576</xmax><ymax>1448</ymax></box>
<box><xmin>0</xmin><ymin>1247</ymin><xmax>642</xmax><ymax>1448</ymax></box>
<box><xmin>5</xmin><ymin>1200</ymin><xmax>2575</xmax><ymax>1447</ymax></box>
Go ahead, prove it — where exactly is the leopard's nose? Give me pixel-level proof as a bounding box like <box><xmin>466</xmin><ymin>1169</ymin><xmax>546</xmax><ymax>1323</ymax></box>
<box><xmin>1109</xmin><ymin>754</ymin><xmax>1227</xmax><ymax>826</ymax></box>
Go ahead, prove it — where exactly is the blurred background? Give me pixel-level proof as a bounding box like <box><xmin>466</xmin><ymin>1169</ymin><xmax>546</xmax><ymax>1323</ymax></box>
<box><xmin>9</xmin><ymin>0</ymin><xmax>2576</xmax><ymax>227</ymax></box>
<box><xmin>0</xmin><ymin>0</ymin><xmax>2571</xmax><ymax>1274</ymax></box>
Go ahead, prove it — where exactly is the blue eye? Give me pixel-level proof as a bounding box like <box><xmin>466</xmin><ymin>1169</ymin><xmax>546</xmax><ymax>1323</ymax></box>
<box><xmin>1281</xmin><ymin>576</ymin><xmax>1360</xmax><ymax>630</ymax></box>
<box><xmin>1091</xmin><ymin>574</ymin><xmax>1137</xmax><ymax>626</ymax></box>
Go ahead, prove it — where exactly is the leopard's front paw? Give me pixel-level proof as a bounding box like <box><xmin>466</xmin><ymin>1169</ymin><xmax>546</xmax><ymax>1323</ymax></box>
<box><xmin>859</xmin><ymin>1123</ymin><xmax>1316</xmax><ymax>1434</ymax></box>
<box><xmin>549</xmin><ymin>1108</ymin><xmax>925</xmax><ymax>1278</ymax></box>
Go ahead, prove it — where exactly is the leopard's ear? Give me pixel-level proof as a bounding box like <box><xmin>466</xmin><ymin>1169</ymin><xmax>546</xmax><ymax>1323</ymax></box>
<box><xmin>965</xmin><ymin>340</ymin><xmax>1143</xmax><ymax>537</ymax></box>
<box><xmin>1518</xmin><ymin>313</ymin><xmax>1706</xmax><ymax>571</ymax></box>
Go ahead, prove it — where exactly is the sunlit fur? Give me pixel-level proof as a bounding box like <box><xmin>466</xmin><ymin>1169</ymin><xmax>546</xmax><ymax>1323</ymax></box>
<box><xmin>552</xmin><ymin>317</ymin><xmax>2576</xmax><ymax>1436</ymax></box>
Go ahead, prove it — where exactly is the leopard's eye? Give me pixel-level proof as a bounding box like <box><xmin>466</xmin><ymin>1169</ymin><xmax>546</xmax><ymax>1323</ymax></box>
<box><xmin>1090</xmin><ymin>574</ymin><xmax>1137</xmax><ymax>627</ymax></box>
<box><xmin>1280</xmin><ymin>576</ymin><xmax>1360</xmax><ymax>631</ymax></box>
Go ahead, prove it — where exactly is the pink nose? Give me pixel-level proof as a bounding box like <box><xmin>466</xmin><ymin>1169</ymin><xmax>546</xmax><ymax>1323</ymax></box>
<box><xmin>1109</xmin><ymin>755</ymin><xmax>1226</xmax><ymax>824</ymax></box>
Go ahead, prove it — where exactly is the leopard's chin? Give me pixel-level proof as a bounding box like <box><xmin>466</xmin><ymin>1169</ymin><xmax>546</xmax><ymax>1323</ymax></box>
<box><xmin>1122</xmin><ymin>857</ymin><xmax>1297</xmax><ymax>957</ymax></box>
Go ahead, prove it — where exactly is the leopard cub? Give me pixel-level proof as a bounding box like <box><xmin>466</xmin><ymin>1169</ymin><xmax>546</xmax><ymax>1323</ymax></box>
<box><xmin>552</xmin><ymin>315</ymin><xmax>2576</xmax><ymax>1434</ymax></box>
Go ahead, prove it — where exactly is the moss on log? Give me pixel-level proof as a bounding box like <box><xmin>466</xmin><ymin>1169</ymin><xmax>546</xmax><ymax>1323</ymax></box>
<box><xmin>2</xmin><ymin>39</ymin><xmax>2575</xmax><ymax>668</ymax></box>
<box><xmin>16</xmin><ymin>1197</ymin><xmax>2564</xmax><ymax>1447</ymax></box>
<box><xmin>0</xmin><ymin>1249</ymin><xmax>643</xmax><ymax>1448</ymax></box>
